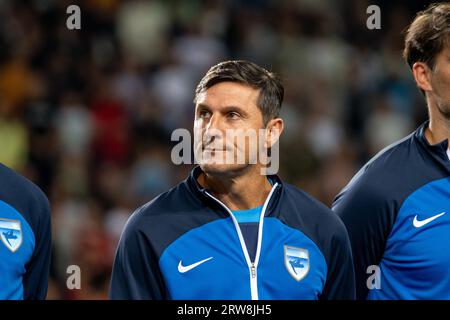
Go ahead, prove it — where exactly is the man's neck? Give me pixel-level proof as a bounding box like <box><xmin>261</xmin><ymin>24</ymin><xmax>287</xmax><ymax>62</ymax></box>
<box><xmin>425</xmin><ymin>105</ymin><xmax>450</xmax><ymax>147</ymax></box>
<box><xmin>197</xmin><ymin>167</ymin><xmax>273</xmax><ymax>211</ymax></box>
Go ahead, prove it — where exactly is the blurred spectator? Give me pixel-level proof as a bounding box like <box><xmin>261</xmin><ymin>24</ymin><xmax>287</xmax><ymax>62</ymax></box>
<box><xmin>365</xmin><ymin>95</ymin><xmax>413</xmax><ymax>155</ymax></box>
<box><xmin>0</xmin><ymin>114</ymin><xmax>28</xmax><ymax>170</ymax></box>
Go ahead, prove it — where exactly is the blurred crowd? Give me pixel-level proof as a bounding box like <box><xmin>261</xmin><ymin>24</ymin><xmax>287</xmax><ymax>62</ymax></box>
<box><xmin>0</xmin><ymin>0</ymin><xmax>438</xmax><ymax>299</ymax></box>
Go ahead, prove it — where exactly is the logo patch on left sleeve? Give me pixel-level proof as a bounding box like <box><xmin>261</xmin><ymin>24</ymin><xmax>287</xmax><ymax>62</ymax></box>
<box><xmin>0</xmin><ymin>218</ymin><xmax>22</xmax><ymax>252</ymax></box>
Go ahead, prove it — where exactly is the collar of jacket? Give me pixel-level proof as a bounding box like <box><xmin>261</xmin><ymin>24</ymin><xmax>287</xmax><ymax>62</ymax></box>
<box><xmin>185</xmin><ymin>165</ymin><xmax>283</xmax><ymax>215</ymax></box>
<box><xmin>415</xmin><ymin>120</ymin><xmax>450</xmax><ymax>169</ymax></box>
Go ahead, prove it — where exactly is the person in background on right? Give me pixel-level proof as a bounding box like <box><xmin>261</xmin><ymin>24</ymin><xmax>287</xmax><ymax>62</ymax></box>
<box><xmin>333</xmin><ymin>3</ymin><xmax>450</xmax><ymax>300</ymax></box>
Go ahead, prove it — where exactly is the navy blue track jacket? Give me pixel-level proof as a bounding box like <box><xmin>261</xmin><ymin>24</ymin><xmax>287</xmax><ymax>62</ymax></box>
<box><xmin>333</xmin><ymin>122</ymin><xmax>450</xmax><ymax>299</ymax></box>
<box><xmin>110</xmin><ymin>166</ymin><xmax>355</xmax><ymax>300</ymax></box>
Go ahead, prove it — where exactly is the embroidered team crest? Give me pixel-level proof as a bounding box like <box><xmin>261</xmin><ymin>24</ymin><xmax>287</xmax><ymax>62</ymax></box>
<box><xmin>0</xmin><ymin>218</ymin><xmax>22</xmax><ymax>252</ymax></box>
<box><xmin>284</xmin><ymin>245</ymin><xmax>309</xmax><ymax>281</ymax></box>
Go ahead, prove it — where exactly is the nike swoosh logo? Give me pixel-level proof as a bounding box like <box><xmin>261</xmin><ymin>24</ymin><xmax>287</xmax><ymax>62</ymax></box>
<box><xmin>178</xmin><ymin>257</ymin><xmax>213</xmax><ymax>273</ymax></box>
<box><xmin>413</xmin><ymin>212</ymin><xmax>446</xmax><ymax>228</ymax></box>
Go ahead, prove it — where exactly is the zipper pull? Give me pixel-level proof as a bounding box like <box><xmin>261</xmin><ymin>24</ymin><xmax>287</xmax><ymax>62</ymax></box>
<box><xmin>251</xmin><ymin>263</ymin><xmax>256</xmax><ymax>278</ymax></box>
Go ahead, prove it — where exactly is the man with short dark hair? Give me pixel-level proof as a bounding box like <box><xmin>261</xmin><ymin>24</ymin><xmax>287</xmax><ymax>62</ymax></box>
<box><xmin>333</xmin><ymin>3</ymin><xmax>450</xmax><ymax>300</ymax></box>
<box><xmin>110</xmin><ymin>60</ymin><xmax>355</xmax><ymax>300</ymax></box>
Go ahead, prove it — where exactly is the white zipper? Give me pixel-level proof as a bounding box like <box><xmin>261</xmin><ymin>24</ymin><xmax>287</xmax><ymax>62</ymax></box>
<box><xmin>204</xmin><ymin>182</ymin><xmax>279</xmax><ymax>300</ymax></box>
<box><xmin>250</xmin><ymin>262</ymin><xmax>257</xmax><ymax>299</ymax></box>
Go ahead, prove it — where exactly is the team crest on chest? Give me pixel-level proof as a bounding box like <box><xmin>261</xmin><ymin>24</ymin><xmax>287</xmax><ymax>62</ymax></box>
<box><xmin>0</xmin><ymin>218</ymin><xmax>22</xmax><ymax>252</ymax></box>
<box><xmin>284</xmin><ymin>245</ymin><xmax>309</xmax><ymax>281</ymax></box>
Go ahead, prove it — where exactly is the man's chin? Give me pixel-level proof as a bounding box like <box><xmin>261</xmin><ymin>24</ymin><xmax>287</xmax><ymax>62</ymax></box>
<box><xmin>199</xmin><ymin>163</ymin><xmax>248</xmax><ymax>176</ymax></box>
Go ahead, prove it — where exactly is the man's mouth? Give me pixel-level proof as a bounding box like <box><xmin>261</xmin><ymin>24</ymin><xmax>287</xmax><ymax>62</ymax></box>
<box><xmin>202</xmin><ymin>144</ymin><xmax>229</xmax><ymax>152</ymax></box>
<box><xmin>203</xmin><ymin>148</ymin><xmax>227</xmax><ymax>152</ymax></box>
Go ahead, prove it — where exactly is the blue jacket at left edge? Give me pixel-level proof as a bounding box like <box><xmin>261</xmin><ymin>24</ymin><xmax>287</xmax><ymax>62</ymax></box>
<box><xmin>110</xmin><ymin>166</ymin><xmax>355</xmax><ymax>300</ymax></box>
<box><xmin>0</xmin><ymin>163</ymin><xmax>51</xmax><ymax>300</ymax></box>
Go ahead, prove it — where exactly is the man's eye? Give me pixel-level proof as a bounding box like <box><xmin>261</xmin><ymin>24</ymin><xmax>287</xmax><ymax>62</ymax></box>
<box><xmin>228</xmin><ymin>112</ymin><xmax>240</xmax><ymax>119</ymax></box>
<box><xmin>199</xmin><ymin>110</ymin><xmax>211</xmax><ymax>118</ymax></box>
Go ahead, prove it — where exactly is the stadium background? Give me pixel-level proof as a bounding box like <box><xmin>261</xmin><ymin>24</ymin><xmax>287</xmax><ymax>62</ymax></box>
<box><xmin>0</xmin><ymin>0</ymin><xmax>443</xmax><ymax>299</ymax></box>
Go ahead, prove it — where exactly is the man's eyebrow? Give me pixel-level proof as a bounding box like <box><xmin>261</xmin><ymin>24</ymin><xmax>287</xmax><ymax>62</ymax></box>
<box><xmin>196</xmin><ymin>103</ymin><xmax>249</xmax><ymax>116</ymax></box>
<box><xmin>221</xmin><ymin>105</ymin><xmax>248</xmax><ymax>115</ymax></box>
<box><xmin>196</xmin><ymin>103</ymin><xmax>211</xmax><ymax>110</ymax></box>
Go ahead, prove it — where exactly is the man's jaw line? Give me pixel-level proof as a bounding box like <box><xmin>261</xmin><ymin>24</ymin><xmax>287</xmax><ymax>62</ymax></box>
<box><xmin>426</xmin><ymin>99</ymin><xmax>450</xmax><ymax>146</ymax></box>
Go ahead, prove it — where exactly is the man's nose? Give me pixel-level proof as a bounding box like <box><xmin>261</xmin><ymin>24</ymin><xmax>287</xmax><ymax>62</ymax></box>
<box><xmin>204</xmin><ymin>114</ymin><xmax>225</xmax><ymax>139</ymax></box>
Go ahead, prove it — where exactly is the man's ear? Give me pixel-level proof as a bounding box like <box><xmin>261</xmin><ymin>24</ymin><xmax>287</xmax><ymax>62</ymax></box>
<box><xmin>264</xmin><ymin>118</ymin><xmax>284</xmax><ymax>149</ymax></box>
<box><xmin>412</xmin><ymin>62</ymin><xmax>434</xmax><ymax>93</ymax></box>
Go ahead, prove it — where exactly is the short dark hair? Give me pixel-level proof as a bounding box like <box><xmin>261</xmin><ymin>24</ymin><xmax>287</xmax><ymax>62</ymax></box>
<box><xmin>403</xmin><ymin>3</ymin><xmax>450</xmax><ymax>70</ymax></box>
<box><xmin>194</xmin><ymin>60</ymin><xmax>284</xmax><ymax>124</ymax></box>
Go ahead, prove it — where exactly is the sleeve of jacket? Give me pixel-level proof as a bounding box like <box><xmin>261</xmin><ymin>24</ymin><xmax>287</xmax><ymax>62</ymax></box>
<box><xmin>22</xmin><ymin>189</ymin><xmax>52</xmax><ymax>300</ymax></box>
<box><xmin>109</xmin><ymin>210</ymin><xmax>167</xmax><ymax>300</ymax></box>
<box><xmin>332</xmin><ymin>173</ymin><xmax>396</xmax><ymax>300</ymax></box>
<box><xmin>319</xmin><ymin>219</ymin><xmax>356</xmax><ymax>300</ymax></box>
